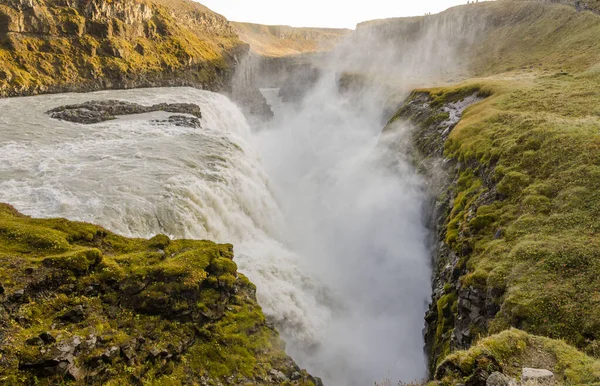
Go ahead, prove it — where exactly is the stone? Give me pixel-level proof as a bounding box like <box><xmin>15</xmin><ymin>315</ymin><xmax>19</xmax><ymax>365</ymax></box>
<box><xmin>269</xmin><ymin>369</ymin><xmax>288</xmax><ymax>382</ymax></box>
<box><xmin>58</xmin><ymin>305</ymin><xmax>86</xmax><ymax>323</ymax></box>
<box><xmin>49</xmin><ymin>108</ymin><xmax>114</xmax><ymax>124</ymax></box>
<box><xmin>26</xmin><ymin>336</ymin><xmax>44</xmax><ymax>346</ymax></box>
<box><xmin>85</xmin><ymin>334</ymin><xmax>97</xmax><ymax>349</ymax></box>
<box><xmin>56</xmin><ymin>337</ymin><xmax>81</xmax><ymax>355</ymax></box>
<box><xmin>291</xmin><ymin>371</ymin><xmax>302</xmax><ymax>380</ymax></box>
<box><xmin>13</xmin><ymin>289</ymin><xmax>25</xmax><ymax>299</ymax></box>
<box><xmin>102</xmin><ymin>346</ymin><xmax>120</xmax><ymax>362</ymax></box>
<box><xmin>39</xmin><ymin>331</ymin><xmax>56</xmax><ymax>344</ymax></box>
<box><xmin>149</xmin><ymin>347</ymin><xmax>161</xmax><ymax>358</ymax></box>
<box><xmin>151</xmin><ymin>115</ymin><xmax>202</xmax><ymax>129</ymax></box>
<box><xmin>121</xmin><ymin>343</ymin><xmax>137</xmax><ymax>361</ymax></box>
<box><xmin>486</xmin><ymin>372</ymin><xmax>517</xmax><ymax>386</ymax></box>
<box><xmin>522</xmin><ymin>368</ymin><xmax>554</xmax><ymax>382</ymax></box>
<box><xmin>66</xmin><ymin>364</ymin><xmax>83</xmax><ymax>381</ymax></box>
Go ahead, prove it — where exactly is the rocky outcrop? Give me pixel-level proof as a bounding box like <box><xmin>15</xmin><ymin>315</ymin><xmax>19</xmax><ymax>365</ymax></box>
<box><xmin>47</xmin><ymin>99</ymin><xmax>203</xmax><ymax>124</ymax></box>
<box><xmin>0</xmin><ymin>0</ymin><xmax>247</xmax><ymax>97</ymax></box>
<box><xmin>0</xmin><ymin>203</ymin><xmax>320</xmax><ymax>385</ymax></box>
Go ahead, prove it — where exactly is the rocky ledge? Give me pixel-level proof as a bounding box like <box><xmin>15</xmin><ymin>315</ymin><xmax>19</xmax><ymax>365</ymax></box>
<box><xmin>47</xmin><ymin>100</ymin><xmax>202</xmax><ymax>126</ymax></box>
<box><xmin>0</xmin><ymin>203</ymin><xmax>320</xmax><ymax>385</ymax></box>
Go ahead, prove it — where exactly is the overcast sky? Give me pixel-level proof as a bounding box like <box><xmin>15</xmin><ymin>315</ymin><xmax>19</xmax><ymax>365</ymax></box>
<box><xmin>199</xmin><ymin>0</ymin><xmax>473</xmax><ymax>29</ymax></box>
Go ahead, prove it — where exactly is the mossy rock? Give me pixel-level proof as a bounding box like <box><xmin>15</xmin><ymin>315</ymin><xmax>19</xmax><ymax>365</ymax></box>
<box><xmin>436</xmin><ymin>329</ymin><xmax>600</xmax><ymax>384</ymax></box>
<box><xmin>0</xmin><ymin>203</ymin><xmax>317</xmax><ymax>385</ymax></box>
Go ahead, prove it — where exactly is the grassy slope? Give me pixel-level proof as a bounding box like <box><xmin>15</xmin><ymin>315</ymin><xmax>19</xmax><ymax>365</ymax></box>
<box><xmin>384</xmin><ymin>1</ymin><xmax>600</xmax><ymax>383</ymax></box>
<box><xmin>0</xmin><ymin>0</ymin><xmax>243</xmax><ymax>96</ymax></box>
<box><xmin>437</xmin><ymin>329</ymin><xmax>600</xmax><ymax>384</ymax></box>
<box><xmin>231</xmin><ymin>22</ymin><xmax>350</xmax><ymax>57</ymax></box>
<box><xmin>0</xmin><ymin>204</ymin><xmax>315</xmax><ymax>385</ymax></box>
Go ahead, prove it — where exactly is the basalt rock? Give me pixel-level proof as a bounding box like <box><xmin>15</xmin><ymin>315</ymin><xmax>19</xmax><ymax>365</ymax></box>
<box><xmin>0</xmin><ymin>0</ymin><xmax>247</xmax><ymax>97</ymax></box>
<box><xmin>152</xmin><ymin>115</ymin><xmax>202</xmax><ymax>129</ymax></box>
<box><xmin>47</xmin><ymin>100</ymin><xmax>203</xmax><ymax>125</ymax></box>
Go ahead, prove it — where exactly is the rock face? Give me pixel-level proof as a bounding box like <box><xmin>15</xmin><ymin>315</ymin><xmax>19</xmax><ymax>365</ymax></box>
<box><xmin>0</xmin><ymin>203</ymin><xmax>319</xmax><ymax>385</ymax></box>
<box><xmin>231</xmin><ymin>22</ymin><xmax>350</xmax><ymax>57</ymax></box>
<box><xmin>47</xmin><ymin>100</ymin><xmax>203</xmax><ymax>125</ymax></box>
<box><xmin>0</xmin><ymin>0</ymin><xmax>247</xmax><ymax>97</ymax></box>
<box><xmin>384</xmin><ymin>88</ymin><xmax>494</xmax><ymax>374</ymax></box>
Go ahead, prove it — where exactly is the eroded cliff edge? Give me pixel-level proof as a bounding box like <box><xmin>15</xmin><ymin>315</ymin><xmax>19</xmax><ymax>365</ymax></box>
<box><xmin>0</xmin><ymin>0</ymin><xmax>247</xmax><ymax>97</ymax></box>
<box><xmin>0</xmin><ymin>203</ymin><xmax>319</xmax><ymax>385</ymax></box>
<box><xmin>384</xmin><ymin>78</ymin><xmax>600</xmax><ymax>384</ymax></box>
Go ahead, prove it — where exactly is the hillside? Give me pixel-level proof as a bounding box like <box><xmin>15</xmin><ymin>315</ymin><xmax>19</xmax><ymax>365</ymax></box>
<box><xmin>0</xmin><ymin>0</ymin><xmax>246</xmax><ymax>97</ymax></box>
<box><xmin>231</xmin><ymin>22</ymin><xmax>350</xmax><ymax>57</ymax></box>
<box><xmin>378</xmin><ymin>1</ymin><xmax>600</xmax><ymax>383</ymax></box>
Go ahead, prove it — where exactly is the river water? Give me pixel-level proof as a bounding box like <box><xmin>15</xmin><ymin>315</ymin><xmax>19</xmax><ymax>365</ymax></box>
<box><xmin>0</xmin><ymin>83</ymin><xmax>430</xmax><ymax>384</ymax></box>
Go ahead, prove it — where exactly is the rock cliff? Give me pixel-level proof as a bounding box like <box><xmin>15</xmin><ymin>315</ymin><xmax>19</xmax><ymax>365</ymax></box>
<box><xmin>376</xmin><ymin>2</ymin><xmax>600</xmax><ymax>383</ymax></box>
<box><xmin>0</xmin><ymin>0</ymin><xmax>247</xmax><ymax>97</ymax></box>
<box><xmin>0</xmin><ymin>203</ymin><xmax>319</xmax><ymax>385</ymax></box>
<box><xmin>231</xmin><ymin>22</ymin><xmax>349</xmax><ymax>57</ymax></box>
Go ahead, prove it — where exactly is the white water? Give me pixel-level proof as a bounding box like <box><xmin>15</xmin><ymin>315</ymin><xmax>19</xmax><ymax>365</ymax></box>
<box><xmin>0</xmin><ymin>84</ymin><xmax>431</xmax><ymax>384</ymax></box>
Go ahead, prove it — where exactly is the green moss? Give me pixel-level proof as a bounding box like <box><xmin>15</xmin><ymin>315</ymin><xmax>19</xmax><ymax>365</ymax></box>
<box><xmin>0</xmin><ymin>204</ymin><xmax>312</xmax><ymax>385</ymax></box>
<box><xmin>497</xmin><ymin>171</ymin><xmax>530</xmax><ymax>197</ymax></box>
<box><xmin>431</xmin><ymin>292</ymin><xmax>459</xmax><ymax>368</ymax></box>
<box><xmin>42</xmin><ymin>247</ymin><xmax>103</xmax><ymax>274</ymax></box>
<box><xmin>0</xmin><ymin>0</ymin><xmax>244</xmax><ymax>96</ymax></box>
<box><xmin>436</xmin><ymin>329</ymin><xmax>600</xmax><ymax>384</ymax></box>
<box><xmin>147</xmin><ymin>234</ymin><xmax>171</xmax><ymax>250</ymax></box>
<box><xmin>407</xmin><ymin>70</ymin><xmax>600</xmax><ymax>366</ymax></box>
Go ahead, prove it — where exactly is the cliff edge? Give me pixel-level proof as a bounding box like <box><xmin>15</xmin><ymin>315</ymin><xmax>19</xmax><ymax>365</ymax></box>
<box><xmin>0</xmin><ymin>0</ymin><xmax>247</xmax><ymax>97</ymax></box>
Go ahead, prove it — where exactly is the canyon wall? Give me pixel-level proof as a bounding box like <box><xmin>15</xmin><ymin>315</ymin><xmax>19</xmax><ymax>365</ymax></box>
<box><xmin>0</xmin><ymin>0</ymin><xmax>247</xmax><ymax>96</ymax></box>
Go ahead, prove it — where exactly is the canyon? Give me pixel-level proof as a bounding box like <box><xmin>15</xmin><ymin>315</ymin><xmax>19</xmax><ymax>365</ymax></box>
<box><xmin>1</xmin><ymin>0</ymin><xmax>600</xmax><ymax>385</ymax></box>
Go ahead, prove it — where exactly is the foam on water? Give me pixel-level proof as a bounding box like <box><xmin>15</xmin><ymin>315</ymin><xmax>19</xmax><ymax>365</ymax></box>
<box><xmin>0</xmin><ymin>86</ymin><xmax>330</xmax><ymax>347</ymax></box>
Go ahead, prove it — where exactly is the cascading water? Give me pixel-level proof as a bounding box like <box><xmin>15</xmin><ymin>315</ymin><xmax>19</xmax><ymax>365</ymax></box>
<box><xmin>0</xmin><ymin>87</ymin><xmax>331</xmax><ymax>354</ymax></box>
<box><xmin>0</xmin><ymin>80</ymin><xmax>431</xmax><ymax>384</ymax></box>
<box><xmin>255</xmin><ymin>73</ymin><xmax>431</xmax><ymax>384</ymax></box>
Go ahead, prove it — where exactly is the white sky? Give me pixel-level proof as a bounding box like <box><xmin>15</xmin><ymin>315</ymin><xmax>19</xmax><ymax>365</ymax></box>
<box><xmin>199</xmin><ymin>0</ymin><xmax>473</xmax><ymax>29</ymax></box>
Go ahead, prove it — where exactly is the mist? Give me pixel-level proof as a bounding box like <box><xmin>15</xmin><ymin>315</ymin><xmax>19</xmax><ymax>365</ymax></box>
<box><xmin>236</xmin><ymin>10</ymin><xmax>488</xmax><ymax>384</ymax></box>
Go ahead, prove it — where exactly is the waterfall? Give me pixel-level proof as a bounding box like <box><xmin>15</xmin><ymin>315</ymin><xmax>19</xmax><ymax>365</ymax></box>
<box><xmin>0</xmin><ymin>83</ymin><xmax>431</xmax><ymax>385</ymax></box>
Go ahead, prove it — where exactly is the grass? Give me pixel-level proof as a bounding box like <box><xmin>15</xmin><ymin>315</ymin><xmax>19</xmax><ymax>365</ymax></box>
<box><xmin>442</xmin><ymin>71</ymin><xmax>600</xmax><ymax>348</ymax></box>
<box><xmin>393</xmin><ymin>67</ymin><xmax>600</xmax><ymax>383</ymax></box>
<box><xmin>383</xmin><ymin>3</ymin><xmax>600</xmax><ymax>380</ymax></box>
<box><xmin>0</xmin><ymin>203</ymin><xmax>315</xmax><ymax>385</ymax></box>
<box><xmin>436</xmin><ymin>329</ymin><xmax>600</xmax><ymax>385</ymax></box>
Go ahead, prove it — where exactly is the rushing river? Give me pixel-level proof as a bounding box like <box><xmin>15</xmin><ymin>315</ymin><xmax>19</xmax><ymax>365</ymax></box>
<box><xmin>0</xmin><ymin>83</ymin><xmax>430</xmax><ymax>385</ymax></box>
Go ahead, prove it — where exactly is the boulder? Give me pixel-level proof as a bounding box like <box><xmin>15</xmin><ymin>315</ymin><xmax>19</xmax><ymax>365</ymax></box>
<box><xmin>39</xmin><ymin>332</ymin><xmax>56</xmax><ymax>345</ymax></box>
<box><xmin>269</xmin><ymin>369</ymin><xmax>288</xmax><ymax>382</ymax></box>
<box><xmin>522</xmin><ymin>368</ymin><xmax>554</xmax><ymax>382</ymax></box>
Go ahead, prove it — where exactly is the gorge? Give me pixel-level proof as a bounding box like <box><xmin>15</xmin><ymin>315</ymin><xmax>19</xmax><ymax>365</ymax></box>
<box><xmin>1</xmin><ymin>0</ymin><xmax>600</xmax><ymax>385</ymax></box>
